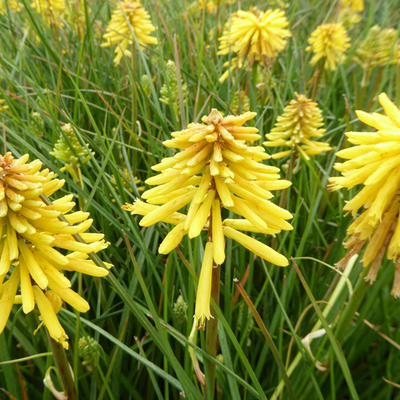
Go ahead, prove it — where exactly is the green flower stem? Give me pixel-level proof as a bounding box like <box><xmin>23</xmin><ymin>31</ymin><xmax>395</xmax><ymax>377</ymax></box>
<box><xmin>46</xmin><ymin>331</ymin><xmax>78</xmax><ymax>400</ymax></box>
<box><xmin>205</xmin><ymin>263</ymin><xmax>220</xmax><ymax>399</ymax></box>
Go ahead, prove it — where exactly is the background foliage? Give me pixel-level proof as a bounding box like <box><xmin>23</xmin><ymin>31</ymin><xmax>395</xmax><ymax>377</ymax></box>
<box><xmin>0</xmin><ymin>0</ymin><xmax>399</xmax><ymax>399</ymax></box>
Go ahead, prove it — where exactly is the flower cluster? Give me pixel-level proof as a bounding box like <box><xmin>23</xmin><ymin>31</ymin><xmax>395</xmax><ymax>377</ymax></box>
<box><xmin>123</xmin><ymin>109</ymin><xmax>292</xmax><ymax>325</ymax></box>
<box><xmin>329</xmin><ymin>93</ymin><xmax>400</xmax><ymax>297</ymax></box>
<box><xmin>264</xmin><ymin>93</ymin><xmax>330</xmax><ymax>160</ymax></box>
<box><xmin>101</xmin><ymin>1</ymin><xmax>157</xmax><ymax>66</ymax></box>
<box><xmin>0</xmin><ymin>153</ymin><xmax>111</xmax><ymax>348</ymax></box>
<box><xmin>354</xmin><ymin>25</ymin><xmax>400</xmax><ymax>70</ymax></box>
<box><xmin>0</xmin><ymin>99</ymin><xmax>8</xmax><ymax>112</ymax></box>
<box><xmin>31</xmin><ymin>0</ymin><xmax>65</xmax><ymax>26</ymax></box>
<box><xmin>51</xmin><ymin>123</ymin><xmax>93</xmax><ymax>178</ymax></box>
<box><xmin>0</xmin><ymin>0</ymin><xmax>21</xmax><ymax>14</ymax></box>
<box><xmin>218</xmin><ymin>8</ymin><xmax>291</xmax><ymax>82</ymax></box>
<box><xmin>306</xmin><ymin>23</ymin><xmax>350</xmax><ymax>70</ymax></box>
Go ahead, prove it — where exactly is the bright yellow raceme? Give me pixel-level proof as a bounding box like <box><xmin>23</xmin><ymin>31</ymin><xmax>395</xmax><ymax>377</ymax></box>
<box><xmin>123</xmin><ymin>109</ymin><xmax>292</xmax><ymax>326</ymax></box>
<box><xmin>264</xmin><ymin>93</ymin><xmax>331</xmax><ymax>160</ymax></box>
<box><xmin>306</xmin><ymin>23</ymin><xmax>350</xmax><ymax>70</ymax></box>
<box><xmin>329</xmin><ymin>93</ymin><xmax>400</xmax><ymax>297</ymax></box>
<box><xmin>101</xmin><ymin>1</ymin><xmax>157</xmax><ymax>66</ymax></box>
<box><xmin>0</xmin><ymin>0</ymin><xmax>21</xmax><ymax>14</ymax></box>
<box><xmin>218</xmin><ymin>8</ymin><xmax>291</xmax><ymax>82</ymax></box>
<box><xmin>0</xmin><ymin>153</ymin><xmax>112</xmax><ymax>348</ymax></box>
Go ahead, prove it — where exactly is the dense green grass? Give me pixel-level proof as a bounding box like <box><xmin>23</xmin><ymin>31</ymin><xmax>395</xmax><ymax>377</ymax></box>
<box><xmin>0</xmin><ymin>1</ymin><xmax>399</xmax><ymax>399</ymax></box>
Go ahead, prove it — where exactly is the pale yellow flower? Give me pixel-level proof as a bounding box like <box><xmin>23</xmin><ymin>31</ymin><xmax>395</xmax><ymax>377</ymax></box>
<box><xmin>0</xmin><ymin>153</ymin><xmax>112</xmax><ymax>348</ymax></box>
<box><xmin>123</xmin><ymin>109</ymin><xmax>292</xmax><ymax>326</ymax></box>
<box><xmin>218</xmin><ymin>8</ymin><xmax>291</xmax><ymax>82</ymax></box>
<box><xmin>306</xmin><ymin>23</ymin><xmax>350</xmax><ymax>70</ymax></box>
<box><xmin>198</xmin><ymin>0</ymin><xmax>235</xmax><ymax>14</ymax></box>
<box><xmin>31</xmin><ymin>0</ymin><xmax>65</xmax><ymax>26</ymax></box>
<box><xmin>340</xmin><ymin>0</ymin><xmax>364</xmax><ymax>12</ymax></box>
<box><xmin>329</xmin><ymin>93</ymin><xmax>400</xmax><ymax>297</ymax></box>
<box><xmin>264</xmin><ymin>93</ymin><xmax>331</xmax><ymax>160</ymax></box>
<box><xmin>101</xmin><ymin>1</ymin><xmax>157</xmax><ymax>66</ymax></box>
<box><xmin>0</xmin><ymin>0</ymin><xmax>21</xmax><ymax>14</ymax></box>
<box><xmin>354</xmin><ymin>25</ymin><xmax>400</xmax><ymax>70</ymax></box>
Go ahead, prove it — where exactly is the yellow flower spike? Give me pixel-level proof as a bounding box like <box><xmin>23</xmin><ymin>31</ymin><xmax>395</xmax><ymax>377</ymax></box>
<box><xmin>354</xmin><ymin>25</ymin><xmax>400</xmax><ymax>70</ymax></box>
<box><xmin>329</xmin><ymin>93</ymin><xmax>400</xmax><ymax>297</ymax></box>
<box><xmin>0</xmin><ymin>152</ymin><xmax>111</xmax><ymax>347</ymax></box>
<box><xmin>306</xmin><ymin>23</ymin><xmax>350</xmax><ymax>70</ymax></box>
<box><xmin>101</xmin><ymin>1</ymin><xmax>157</xmax><ymax>66</ymax></box>
<box><xmin>195</xmin><ymin>242</ymin><xmax>214</xmax><ymax>328</ymax></box>
<box><xmin>31</xmin><ymin>0</ymin><xmax>65</xmax><ymax>26</ymax></box>
<box><xmin>124</xmin><ymin>109</ymin><xmax>292</xmax><ymax>325</ymax></box>
<box><xmin>0</xmin><ymin>0</ymin><xmax>21</xmax><ymax>14</ymax></box>
<box><xmin>264</xmin><ymin>93</ymin><xmax>331</xmax><ymax>160</ymax></box>
<box><xmin>218</xmin><ymin>8</ymin><xmax>291</xmax><ymax>82</ymax></box>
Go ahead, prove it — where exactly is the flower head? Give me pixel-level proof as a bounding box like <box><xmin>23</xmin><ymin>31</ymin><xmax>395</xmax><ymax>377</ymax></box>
<box><xmin>218</xmin><ymin>8</ymin><xmax>291</xmax><ymax>82</ymax></box>
<box><xmin>51</xmin><ymin>123</ymin><xmax>94</xmax><ymax>178</ymax></box>
<box><xmin>264</xmin><ymin>93</ymin><xmax>331</xmax><ymax>160</ymax></box>
<box><xmin>329</xmin><ymin>93</ymin><xmax>400</xmax><ymax>297</ymax></box>
<box><xmin>31</xmin><ymin>0</ymin><xmax>65</xmax><ymax>26</ymax></box>
<box><xmin>340</xmin><ymin>0</ymin><xmax>364</xmax><ymax>12</ymax></box>
<box><xmin>198</xmin><ymin>0</ymin><xmax>235</xmax><ymax>14</ymax></box>
<box><xmin>306</xmin><ymin>23</ymin><xmax>350</xmax><ymax>70</ymax></box>
<box><xmin>101</xmin><ymin>1</ymin><xmax>157</xmax><ymax>66</ymax></box>
<box><xmin>354</xmin><ymin>25</ymin><xmax>400</xmax><ymax>70</ymax></box>
<box><xmin>123</xmin><ymin>109</ymin><xmax>292</xmax><ymax>326</ymax></box>
<box><xmin>0</xmin><ymin>153</ymin><xmax>112</xmax><ymax>348</ymax></box>
<box><xmin>0</xmin><ymin>0</ymin><xmax>21</xmax><ymax>14</ymax></box>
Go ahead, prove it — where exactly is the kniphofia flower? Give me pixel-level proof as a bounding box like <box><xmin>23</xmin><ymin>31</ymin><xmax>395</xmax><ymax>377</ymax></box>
<box><xmin>329</xmin><ymin>93</ymin><xmax>400</xmax><ymax>297</ymax></box>
<box><xmin>31</xmin><ymin>0</ymin><xmax>65</xmax><ymax>26</ymax></box>
<box><xmin>264</xmin><ymin>93</ymin><xmax>331</xmax><ymax>160</ymax></box>
<box><xmin>340</xmin><ymin>0</ymin><xmax>364</xmax><ymax>12</ymax></box>
<box><xmin>218</xmin><ymin>8</ymin><xmax>291</xmax><ymax>82</ymax></box>
<box><xmin>123</xmin><ymin>109</ymin><xmax>293</xmax><ymax>326</ymax></box>
<box><xmin>0</xmin><ymin>153</ymin><xmax>112</xmax><ymax>348</ymax></box>
<box><xmin>306</xmin><ymin>23</ymin><xmax>350</xmax><ymax>70</ymax></box>
<box><xmin>101</xmin><ymin>1</ymin><xmax>157</xmax><ymax>66</ymax></box>
<box><xmin>354</xmin><ymin>25</ymin><xmax>400</xmax><ymax>70</ymax></box>
<box><xmin>0</xmin><ymin>0</ymin><xmax>21</xmax><ymax>14</ymax></box>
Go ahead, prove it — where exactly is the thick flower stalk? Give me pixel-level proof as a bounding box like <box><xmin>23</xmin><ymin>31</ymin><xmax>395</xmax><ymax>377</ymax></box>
<box><xmin>31</xmin><ymin>0</ymin><xmax>65</xmax><ymax>26</ymax></box>
<box><xmin>354</xmin><ymin>25</ymin><xmax>400</xmax><ymax>70</ymax></box>
<box><xmin>306</xmin><ymin>23</ymin><xmax>350</xmax><ymax>70</ymax></box>
<box><xmin>218</xmin><ymin>8</ymin><xmax>291</xmax><ymax>82</ymax></box>
<box><xmin>329</xmin><ymin>93</ymin><xmax>400</xmax><ymax>297</ymax></box>
<box><xmin>123</xmin><ymin>109</ymin><xmax>293</xmax><ymax>325</ymax></box>
<box><xmin>101</xmin><ymin>1</ymin><xmax>157</xmax><ymax>66</ymax></box>
<box><xmin>0</xmin><ymin>153</ymin><xmax>112</xmax><ymax>348</ymax></box>
<box><xmin>264</xmin><ymin>93</ymin><xmax>331</xmax><ymax>160</ymax></box>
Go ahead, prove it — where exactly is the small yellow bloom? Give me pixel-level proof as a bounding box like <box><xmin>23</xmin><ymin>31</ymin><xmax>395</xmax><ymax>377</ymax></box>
<box><xmin>264</xmin><ymin>93</ymin><xmax>331</xmax><ymax>160</ymax></box>
<box><xmin>218</xmin><ymin>8</ymin><xmax>291</xmax><ymax>82</ymax></box>
<box><xmin>329</xmin><ymin>93</ymin><xmax>400</xmax><ymax>297</ymax></box>
<box><xmin>124</xmin><ymin>109</ymin><xmax>292</xmax><ymax>326</ymax></box>
<box><xmin>31</xmin><ymin>0</ymin><xmax>65</xmax><ymax>26</ymax></box>
<box><xmin>0</xmin><ymin>0</ymin><xmax>21</xmax><ymax>14</ymax></box>
<box><xmin>0</xmin><ymin>152</ymin><xmax>112</xmax><ymax>348</ymax></box>
<box><xmin>306</xmin><ymin>23</ymin><xmax>350</xmax><ymax>70</ymax></box>
<box><xmin>354</xmin><ymin>25</ymin><xmax>400</xmax><ymax>70</ymax></box>
<box><xmin>340</xmin><ymin>0</ymin><xmax>363</xmax><ymax>12</ymax></box>
<box><xmin>198</xmin><ymin>0</ymin><xmax>235</xmax><ymax>14</ymax></box>
<box><xmin>101</xmin><ymin>1</ymin><xmax>157</xmax><ymax>66</ymax></box>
